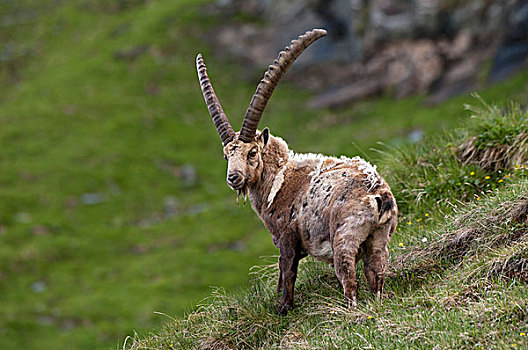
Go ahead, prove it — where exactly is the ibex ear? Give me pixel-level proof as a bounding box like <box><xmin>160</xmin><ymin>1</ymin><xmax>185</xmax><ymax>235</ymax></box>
<box><xmin>258</xmin><ymin>127</ymin><xmax>270</xmax><ymax>148</ymax></box>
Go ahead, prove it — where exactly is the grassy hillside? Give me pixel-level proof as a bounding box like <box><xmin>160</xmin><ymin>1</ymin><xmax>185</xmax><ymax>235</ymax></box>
<box><xmin>128</xmin><ymin>101</ymin><xmax>528</xmax><ymax>349</ymax></box>
<box><xmin>0</xmin><ymin>1</ymin><xmax>527</xmax><ymax>349</ymax></box>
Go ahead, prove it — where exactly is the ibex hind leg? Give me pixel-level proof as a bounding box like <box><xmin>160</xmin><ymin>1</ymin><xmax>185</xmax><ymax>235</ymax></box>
<box><xmin>363</xmin><ymin>226</ymin><xmax>390</xmax><ymax>300</ymax></box>
<box><xmin>332</xmin><ymin>223</ymin><xmax>371</xmax><ymax>308</ymax></box>
<box><xmin>276</xmin><ymin>256</ymin><xmax>283</xmax><ymax>294</ymax></box>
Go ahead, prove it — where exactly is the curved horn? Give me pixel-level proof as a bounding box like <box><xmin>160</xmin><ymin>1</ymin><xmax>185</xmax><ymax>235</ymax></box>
<box><xmin>239</xmin><ymin>29</ymin><xmax>327</xmax><ymax>143</ymax></box>
<box><xmin>196</xmin><ymin>53</ymin><xmax>235</xmax><ymax>146</ymax></box>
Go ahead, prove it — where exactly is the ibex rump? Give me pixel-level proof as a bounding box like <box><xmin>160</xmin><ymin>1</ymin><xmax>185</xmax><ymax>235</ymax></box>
<box><xmin>196</xmin><ymin>29</ymin><xmax>398</xmax><ymax>315</ymax></box>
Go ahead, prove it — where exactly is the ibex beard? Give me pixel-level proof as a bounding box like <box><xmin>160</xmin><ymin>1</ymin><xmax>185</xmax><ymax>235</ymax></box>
<box><xmin>196</xmin><ymin>29</ymin><xmax>398</xmax><ymax>315</ymax></box>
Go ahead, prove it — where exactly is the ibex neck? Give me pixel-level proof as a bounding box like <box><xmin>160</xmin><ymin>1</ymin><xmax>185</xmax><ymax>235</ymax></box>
<box><xmin>248</xmin><ymin>135</ymin><xmax>290</xmax><ymax>215</ymax></box>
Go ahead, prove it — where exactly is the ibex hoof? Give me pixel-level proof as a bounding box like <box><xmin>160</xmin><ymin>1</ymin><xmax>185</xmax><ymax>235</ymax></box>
<box><xmin>346</xmin><ymin>297</ymin><xmax>357</xmax><ymax>309</ymax></box>
<box><xmin>276</xmin><ymin>303</ymin><xmax>293</xmax><ymax>316</ymax></box>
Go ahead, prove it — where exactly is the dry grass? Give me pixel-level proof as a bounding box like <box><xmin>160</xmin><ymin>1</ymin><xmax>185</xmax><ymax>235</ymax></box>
<box><xmin>391</xmin><ymin>185</ymin><xmax>528</xmax><ymax>284</ymax></box>
<box><xmin>457</xmin><ymin>99</ymin><xmax>528</xmax><ymax>171</ymax></box>
<box><xmin>458</xmin><ymin>131</ymin><xmax>528</xmax><ymax>171</ymax></box>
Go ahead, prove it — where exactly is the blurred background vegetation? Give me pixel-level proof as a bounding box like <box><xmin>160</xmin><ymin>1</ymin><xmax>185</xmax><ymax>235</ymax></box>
<box><xmin>0</xmin><ymin>0</ymin><xmax>527</xmax><ymax>349</ymax></box>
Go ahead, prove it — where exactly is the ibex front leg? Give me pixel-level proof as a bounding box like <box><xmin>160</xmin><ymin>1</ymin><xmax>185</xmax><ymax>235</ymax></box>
<box><xmin>276</xmin><ymin>238</ymin><xmax>302</xmax><ymax>315</ymax></box>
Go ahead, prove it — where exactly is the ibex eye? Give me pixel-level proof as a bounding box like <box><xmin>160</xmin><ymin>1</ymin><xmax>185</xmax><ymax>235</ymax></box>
<box><xmin>249</xmin><ymin>150</ymin><xmax>257</xmax><ymax>158</ymax></box>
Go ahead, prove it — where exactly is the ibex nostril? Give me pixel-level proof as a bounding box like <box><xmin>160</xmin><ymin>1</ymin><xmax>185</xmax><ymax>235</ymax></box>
<box><xmin>228</xmin><ymin>173</ymin><xmax>241</xmax><ymax>184</ymax></box>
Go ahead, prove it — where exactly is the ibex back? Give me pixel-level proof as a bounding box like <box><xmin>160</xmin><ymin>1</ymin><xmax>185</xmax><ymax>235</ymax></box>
<box><xmin>196</xmin><ymin>29</ymin><xmax>398</xmax><ymax>315</ymax></box>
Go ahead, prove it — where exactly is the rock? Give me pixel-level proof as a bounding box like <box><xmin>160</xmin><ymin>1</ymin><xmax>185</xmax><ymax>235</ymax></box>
<box><xmin>156</xmin><ymin>161</ymin><xmax>198</xmax><ymax>186</ymax></box>
<box><xmin>31</xmin><ymin>281</ymin><xmax>47</xmax><ymax>293</ymax></box>
<box><xmin>385</xmin><ymin>40</ymin><xmax>443</xmax><ymax>97</ymax></box>
<box><xmin>179</xmin><ymin>164</ymin><xmax>197</xmax><ymax>188</ymax></box>
<box><xmin>163</xmin><ymin>195</ymin><xmax>179</xmax><ymax>217</ymax></box>
<box><xmin>14</xmin><ymin>212</ymin><xmax>32</xmax><ymax>224</ymax></box>
<box><xmin>491</xmin><ymin>45</ymin><xmax>528</xmax><ymax>82</ymax></box>
<box><xmin>209</xmin><ymin>0</ymin><xmax>357</xmax><ymax>66</ymax></box>
<box><xmin>367</xmin><ymin>0</ymin><xmax>443</xmax><ymax>45</ymax></box>
<box><xmin>32</xmin><ymin>225</ymin><xmax>50</xmax><ymax>236</ymax></box>
<box><xmin>308</xmin><ymin>79</ymin><xmax>382</xmax><ymax>109</ymax></box>
<box><xmin>207</xmin><ymin>239</ymin><xmax>246</xmax><ymax>253</ymax></box>
<box><xmin>438</xmin><ymin>30</ymin><xmax>473</xmax><ymax>60</ymax></box>
<box><xmin>113</xmin><ymin>45</ymin><xmax>149</xmax><ymax>62</ymax></box>
<box><xmin>427</xmin><ymin>52</ymin><xmax>484</xmax><ymax>104</ymax></box>
<box><xmin>37</xmin><ymin>315</ymin><xmax>55</xmax><ymax>326</ymax></box>
<box><xmin>368</xmin><ymin>0</ymin><xmax>415</xmax><ymax>42</ymax></box>
<box><xmin>449</xmin><ymin>0</ymin><xmax>487</xmax><ymax>35</ymax></box>
<box><xmin>81</xmin><ymin>193</ymin><xmax>105</xmax><ymax>205</ymax></box>
<box><xmin>228</xmin><ymin>240</ymin><xmax>245</xmax><ymax>252</ymax></box>
<box><xmin>187</xmin><ymin>203</ymin><xmax>208</xmax><ymax>216</ymax></box>
<box><xmin>489</xmin><ymin>1</ymin><xmax>528</xmax><ymax>82</ymax></box>
<box><xmin>61</xmin><ymin>319</ymin><xmax>77</xmax><ymax>331</ymax></box>
<box><xmin>207</xmin><ymin>0</ymin><xmax>523</xmax><ymax>107</ymax></box>
<box><xmin>408</xmin><ymin>129</ymin><xmax>424</xmax><ymax>143</ymax></box>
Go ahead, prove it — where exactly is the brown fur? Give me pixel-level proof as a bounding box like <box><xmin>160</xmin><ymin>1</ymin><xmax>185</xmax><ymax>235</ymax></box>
<box><xmin>223</xmin><ymin>130</ymin><xmax>398</xmax><ymax>314</ymax></box>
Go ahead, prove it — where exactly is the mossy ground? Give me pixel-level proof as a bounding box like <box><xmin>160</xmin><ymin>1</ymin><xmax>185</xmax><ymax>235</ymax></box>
<box><xmin>1</xmin><ymin>1</ymin><xmax>527</xmax><ymax>349</ymax></box>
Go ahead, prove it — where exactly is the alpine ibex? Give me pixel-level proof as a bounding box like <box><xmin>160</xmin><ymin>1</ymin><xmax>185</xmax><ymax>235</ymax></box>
<box><xmin>196</xmin><ymin>29</ymin><xmax>398</xmax><ymax>314</ymax></box>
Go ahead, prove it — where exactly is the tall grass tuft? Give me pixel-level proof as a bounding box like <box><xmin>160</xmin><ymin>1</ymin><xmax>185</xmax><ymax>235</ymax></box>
<box><xmin>458</xmin><ymin>95</ymin><xmax>528</xmax><ymax>171</ymax></box>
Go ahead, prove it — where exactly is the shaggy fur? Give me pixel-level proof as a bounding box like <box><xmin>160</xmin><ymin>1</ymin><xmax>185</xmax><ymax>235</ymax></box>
<box><xmin>223</xmin><ymin>130</ymin><xmax>398</xmax><ymax>314</ymax></box>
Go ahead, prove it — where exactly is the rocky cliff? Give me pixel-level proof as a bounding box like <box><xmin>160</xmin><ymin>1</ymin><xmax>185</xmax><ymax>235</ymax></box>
<box><xmin>206</xmin><ymin>0</ymin><xmax>528</xmax><ymax>107</ymax></box>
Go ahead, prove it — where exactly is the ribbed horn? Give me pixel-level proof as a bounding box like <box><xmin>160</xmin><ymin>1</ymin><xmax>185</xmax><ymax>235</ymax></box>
<box><xmin>238</xmin><ymin>29</ymin><xmax>327</xmax><ymax>143</ymax></box>
<box><xmin>196</xmin><ymin>53</ymin><xmax>235</xmax><ymax>146</ymax></box>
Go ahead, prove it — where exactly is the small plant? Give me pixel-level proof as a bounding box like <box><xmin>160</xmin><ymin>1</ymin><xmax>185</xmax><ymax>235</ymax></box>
<box><xmin>459</xmin><ymin>95</ymin><xmax>528</xmax><ymax>171</ymax></box>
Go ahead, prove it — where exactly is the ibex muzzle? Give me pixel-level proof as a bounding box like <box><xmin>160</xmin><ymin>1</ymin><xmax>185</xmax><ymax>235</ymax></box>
<box><xmin>196</xmin><ymin>29</ymin><xmax>398</xmax><ymax>315</ymax></box>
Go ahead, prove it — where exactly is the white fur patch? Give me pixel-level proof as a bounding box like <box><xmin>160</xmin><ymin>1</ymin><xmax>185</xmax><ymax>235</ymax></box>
<box><xmin>289</xmin><ymin>152</ymin><xmax>334</xmax><ymax>177</ymax></box>
<box><xmin>309</xmin><ymin>158</ymin><xmax>324</xmax><ymax>177</ymax></box>
<box><xmin>367</xmin><ymin>194</ymin><xmax>392</xmax><ymax>225</ymax></box>
<box><xmin>354</xmin><ymin>157</ymin><xmax>382</xmax><ymax>192</ymax></box>
<box><xmin>315</xmin><ymin>241</ymin><xmax>333</xmax><ymax>259</ymax></box>
<box><xmin>288</xmin><ymin>152</ymin><xmax>383</xmax><ymax>191</ymax></box>
<box><xmin>267</xmin><ymin>164</ymin><xmax>287</xmax><ymax>208</ymax></box>
<box><xmin>267</xmin><ymin>150</ymin><xmax>382</xmax><ymax>208</ymax></box>
<box><xmin>290</xmin><ymin>152</ymin><xmax>324</xmax><ymax>170</ymax></box>
<box><xmin>367</xmin><ymin>195</ymin><xmax>379</xmax><ymax>211</ymax></box>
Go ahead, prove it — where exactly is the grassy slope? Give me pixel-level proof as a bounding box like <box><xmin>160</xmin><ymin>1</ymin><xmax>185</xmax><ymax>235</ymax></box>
<box><xmin>0</xmin><ymin>0</ymin><xmax>527</xmax><ymax>349</ymax></box>
<box><xmin>130</xmin><ymin>103</ymin><xmax>528</xmax><ymax>349</ymax></box>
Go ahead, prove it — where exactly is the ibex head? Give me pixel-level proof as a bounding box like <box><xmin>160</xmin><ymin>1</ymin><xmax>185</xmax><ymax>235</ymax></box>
<box><xmin>196</xmin><ymin>29</ymin><xmax>327</xmax><ymax>196</ymax></box>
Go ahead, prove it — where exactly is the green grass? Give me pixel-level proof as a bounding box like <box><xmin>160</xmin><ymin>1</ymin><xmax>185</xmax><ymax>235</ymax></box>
<box><xmin>128</xmin><ymin>101</ymin><xmax>528</xmax><ymax>350</ymax></box>
<box><xmin>0</xmin><ymin>0</ymin><xmax>528</xmax><ymax>349</ymax></box>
